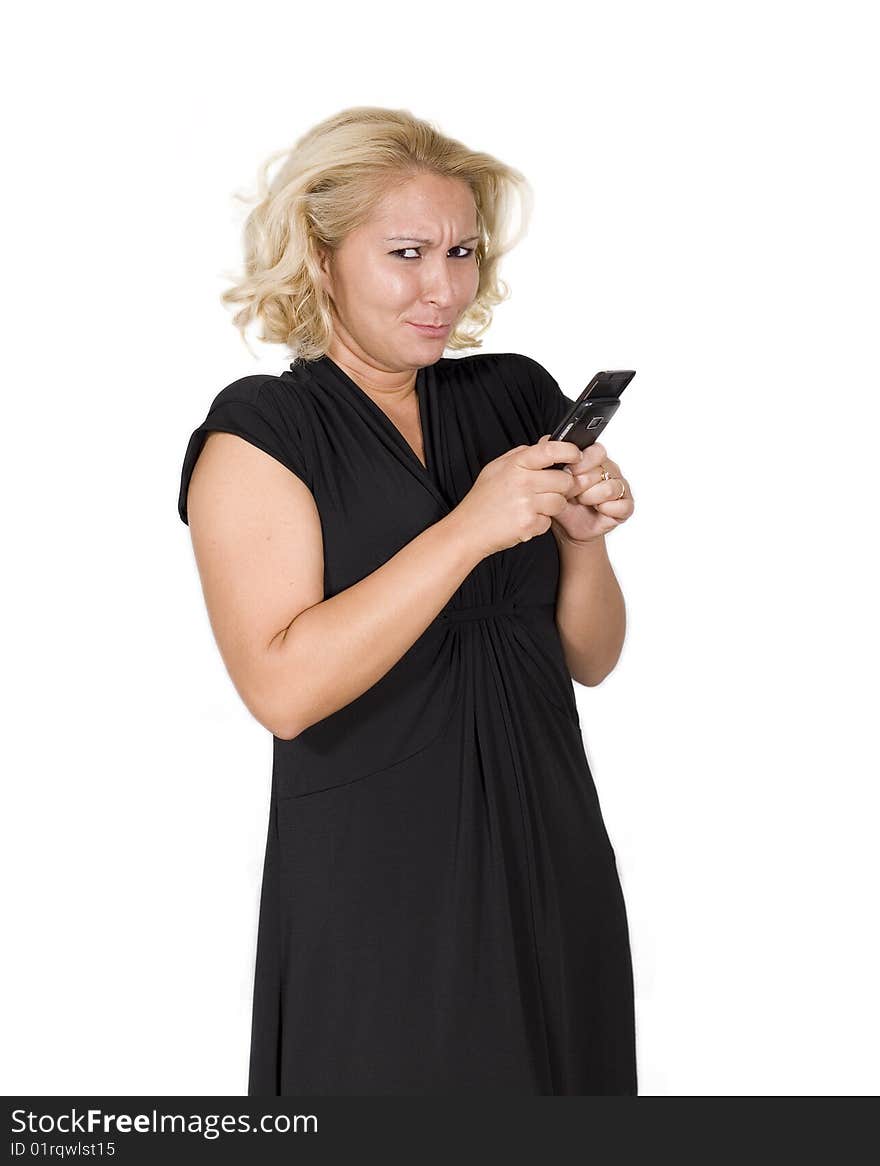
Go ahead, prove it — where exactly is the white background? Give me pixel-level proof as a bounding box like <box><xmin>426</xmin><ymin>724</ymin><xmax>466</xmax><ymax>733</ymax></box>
<box><xmin>3</xmin><ymin>0</ymin><xmax>878</xmax><ymax>1096</ymax></box>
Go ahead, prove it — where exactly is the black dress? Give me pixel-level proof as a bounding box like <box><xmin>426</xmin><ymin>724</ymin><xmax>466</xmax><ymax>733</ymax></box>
<box><xmin>177</xmin><ymin>351</ymin><xmax>638</xmax><ymax>1095</ymax></box>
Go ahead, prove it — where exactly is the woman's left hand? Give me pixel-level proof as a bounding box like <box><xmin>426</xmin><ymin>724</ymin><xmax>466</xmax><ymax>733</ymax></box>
<box><xmin>543</xmin><ymin>437</ymin><xmax>635</xmax><ymax>545</ymax></box>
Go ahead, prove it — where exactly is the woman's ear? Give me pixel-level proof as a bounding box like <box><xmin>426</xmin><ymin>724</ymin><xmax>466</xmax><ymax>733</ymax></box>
<box><xmin>315</xmin><ymin>246</ymin><xmax>333</xmax><ymax>297</ymax></box>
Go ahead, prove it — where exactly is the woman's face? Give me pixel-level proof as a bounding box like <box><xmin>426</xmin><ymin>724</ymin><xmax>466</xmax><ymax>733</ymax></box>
<box><xmin>318</xmin><ymin>172</ymin><xmax>481</xmax><ymax>374</ymax></box>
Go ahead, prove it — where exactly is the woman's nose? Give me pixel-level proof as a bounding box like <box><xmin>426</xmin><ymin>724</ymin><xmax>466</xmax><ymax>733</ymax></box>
<box><xmin>420</xmin><ymin>259</ymin><xmax>457</xmax><ymax>300</ymax></box>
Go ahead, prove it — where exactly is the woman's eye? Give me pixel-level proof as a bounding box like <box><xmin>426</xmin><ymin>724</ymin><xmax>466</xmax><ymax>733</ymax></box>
<box><xmin>391</xmin><ymin>247</ymin><xmax>475</xmax><ymax>260</ymax></box>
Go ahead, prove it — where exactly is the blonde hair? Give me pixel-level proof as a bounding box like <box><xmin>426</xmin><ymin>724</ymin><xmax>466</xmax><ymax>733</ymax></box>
<box><xmin>220</xmin><ymin>106</ymin><xmax>534</xmax><ymax>360</ymax></box>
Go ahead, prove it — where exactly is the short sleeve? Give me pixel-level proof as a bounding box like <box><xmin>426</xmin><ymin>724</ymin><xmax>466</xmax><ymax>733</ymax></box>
<box><xmin>511</xmin><ymin>354</ymin><xmax>577</xmax><ymax>438</ymax></box>
<box><xmin>177</xmin><ymin>375</ymin><xmax>311</xmax><ymax>525</ymax></box>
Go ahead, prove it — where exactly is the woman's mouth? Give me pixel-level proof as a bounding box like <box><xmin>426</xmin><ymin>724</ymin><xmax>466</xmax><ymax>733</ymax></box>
<box><xmin>407</xmin><ymin>322</ymin><xmax>451</xmax><ymax>336</ymax></box>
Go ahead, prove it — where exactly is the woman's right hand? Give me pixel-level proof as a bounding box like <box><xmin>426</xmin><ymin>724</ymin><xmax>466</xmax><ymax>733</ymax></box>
<box><xmin>455</xmin><ymin>436</ymin><xmax>583</xmax><ymax>559</ymax></box>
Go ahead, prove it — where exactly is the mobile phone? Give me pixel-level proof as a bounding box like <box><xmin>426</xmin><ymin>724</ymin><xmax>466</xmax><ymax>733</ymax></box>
<box><xmin>549</xmin><ymin>370</ymin><xmax>636</xmax><ymax>470</ymax></box>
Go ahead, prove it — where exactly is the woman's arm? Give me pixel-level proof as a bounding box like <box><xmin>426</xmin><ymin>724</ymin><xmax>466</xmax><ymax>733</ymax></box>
<box><xmin>552</xmin><ymin>530</ymin><xmax>626</xmax><ymax>686</ymax></box>
<box><xmin>187</xmin><ymin>431</ymin><xmax>485</xmax><ymax>741</ymax></box>
<box><xmin>271</xmin><ymin>509</ymin><xmax>483</xmax><ymax>738</ymax></box>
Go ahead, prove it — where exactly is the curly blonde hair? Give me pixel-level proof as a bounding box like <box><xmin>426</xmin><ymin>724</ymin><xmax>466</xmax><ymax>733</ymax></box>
<box><xmin>220</xmin><ymin>106</ymin><xmax>534</xmax><ymax>361</ymax></box>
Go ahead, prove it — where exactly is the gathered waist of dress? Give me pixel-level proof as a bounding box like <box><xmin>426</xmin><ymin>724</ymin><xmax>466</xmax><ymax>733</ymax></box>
<box><xmin>438</xmin><ymin>599</ymin><xmax>555</xmax><ymax>624</ymax></box>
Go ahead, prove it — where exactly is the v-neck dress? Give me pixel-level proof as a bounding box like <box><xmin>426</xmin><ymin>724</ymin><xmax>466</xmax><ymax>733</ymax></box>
<box><xmin>177</xmin><ymin>351</ymin><xmax>638</xmax><ymax>1095</ymax></box>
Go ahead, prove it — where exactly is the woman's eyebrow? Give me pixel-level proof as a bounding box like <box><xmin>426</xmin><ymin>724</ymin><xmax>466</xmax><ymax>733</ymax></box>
<box><xmin>383</xmin><ymin>235</ymin><xmax>480</xmax><ymax>244</ymax></box>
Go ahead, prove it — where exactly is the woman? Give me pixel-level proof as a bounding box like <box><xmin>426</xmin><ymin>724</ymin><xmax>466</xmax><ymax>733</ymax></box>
<box><xmin>178</xmin><ymin>106</ymin><xmax>638</xmax><ymax>1095</ymax></box>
